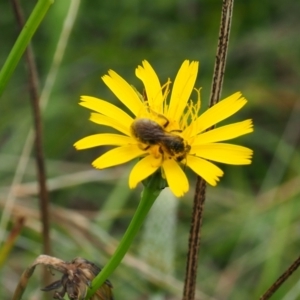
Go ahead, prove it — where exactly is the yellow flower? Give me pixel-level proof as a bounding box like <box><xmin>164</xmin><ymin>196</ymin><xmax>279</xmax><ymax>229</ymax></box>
<box><xmin>74</xmin><ymin>60</ymin><xmax>253</xmax><ymax>197</ymax></box>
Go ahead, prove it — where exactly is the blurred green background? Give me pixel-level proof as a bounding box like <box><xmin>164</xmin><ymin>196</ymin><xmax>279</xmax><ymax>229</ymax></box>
<box><xmin>1</xmin><ymin>0</ymin><xmax>300</xmax><ymax>299</ymax></box>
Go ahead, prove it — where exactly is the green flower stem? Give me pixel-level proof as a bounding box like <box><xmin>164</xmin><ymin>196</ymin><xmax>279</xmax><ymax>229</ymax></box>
<box><xmin>0</xmin><ymin>0</ymin><xmax>53</xmax><ymax>97</ymax></box>
<box><xmin>86</xmin><ymin>182</ymin><xmax>162</xmax><ymax>298</ymax></box>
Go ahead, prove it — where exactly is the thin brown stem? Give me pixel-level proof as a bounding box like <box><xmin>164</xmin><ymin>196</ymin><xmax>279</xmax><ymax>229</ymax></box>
<box><xmin>260</xmin><ymin>255</ymin><xmax>300</xmax><ymax>300</ymax></box>
<box><xmin>183</xmin><ymin>179</ymin><xmax>207</xmax><ymax>300</ymax></box>
<box><xmin>210</xmin><ymin>0</ymin><xmax>234</xmax><ymax>105</ymax></box>
<box><xmin>182</xmin><ymin>1</ymin><xmax>234</xmax><ymax>299</ymax></box>
<box><xmin>11</xmin><ymin>0</ymin><xmax>51</xmax><ymax>284</ymax></box>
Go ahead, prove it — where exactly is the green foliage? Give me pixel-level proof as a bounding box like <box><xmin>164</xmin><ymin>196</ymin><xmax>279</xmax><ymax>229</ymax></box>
<box><xmin>1</xmin><ymin>0</ymin><xmax>300</xmax><ymax>299</ymax></box>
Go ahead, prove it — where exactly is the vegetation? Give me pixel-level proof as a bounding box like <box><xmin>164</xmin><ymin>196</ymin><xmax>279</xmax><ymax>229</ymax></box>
<box><xmin>1</xmin><ymin>0</ymin><xmax>300</xmax><ymax>299</ymax></box>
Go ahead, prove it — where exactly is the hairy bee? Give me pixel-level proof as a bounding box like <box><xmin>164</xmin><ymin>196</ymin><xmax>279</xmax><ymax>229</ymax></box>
<box><xmin>131</xmin><ymin>117</ymin><xmax>191</xmax><ymax>162</ymax></box>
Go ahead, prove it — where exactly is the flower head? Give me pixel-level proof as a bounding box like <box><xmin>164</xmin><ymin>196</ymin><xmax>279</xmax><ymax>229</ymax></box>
<box><xmin>74</xmin><ymin>60</ymin><xmax>253</xmax><ymax>197</ymax></box>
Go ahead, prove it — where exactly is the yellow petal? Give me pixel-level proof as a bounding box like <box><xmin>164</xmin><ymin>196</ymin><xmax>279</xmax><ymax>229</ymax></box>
<box><xmin>90</xmin><ymin>113</ymin><xmax>130</xmax><ymax>136</ymax></box>
<box><xmin>189</xmin><ymin>92</ymin><xmax>247</xmax><ymax>136</ymax></box>
<box><xmin>102</xmin><ymin>70</ymin><xmax>144</xmax><ymax>116</ymax></box>
<box><xmin>191</xmin><ymin>143</ymin><xmax>253</xmax><ymax>165</ymax></box>
<box><xmin>129</xmin><ymin>155</ymin><xmax>160</xmax><ymax>188</ymax></box>
<box><xmin>162</xmin><ymin>159</ymin><xmax>189</xmax><ymax>197</ymax></box>
<box><xmin>79</xmin><ymin>96</ymin><xmax>133</xmax><ymax>125</ymax></box>
<box><xmin>186</xmin><ymin>155</ymin><xmax>224</xmax><ymax>186</ymax></box>
<box><xmin>135</xmin><ymin>61</ymin><xmax>163</xmax><ymax>113</ymax></box>
<box><xmin>74</xmin><ymin>133</ymin><xmax>134</xmax><ymax>150</ymax></box>
<box><xmin>191</xmin><ymin>119</ymin><xmax>253</xmax><ymax>145</ymax></box>
<box><xmin>168</xmin><ymin>60</ymin><xmax>199</xmax><ymax>120</ymax></box>
<box><xmin>92</xmin><ymin>145</ymin><xmax>145</xmax><ymax>169</ymax></box>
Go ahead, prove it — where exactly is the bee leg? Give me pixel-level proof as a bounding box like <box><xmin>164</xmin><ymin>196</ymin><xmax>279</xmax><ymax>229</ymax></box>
<box><xmin>176</xmin><ymin>155</ymin><xmax>184</xmax><ymax>162</ymax></box>
<box><xmin>142</xmin><ymin>145</ymin><xmax>150</xmax><ymax>151</ymax></box>
<box><xmin>154</xmin><ymin>113</ymin><xmax>170</xmax><ymax>128</ymax></box>
<box><xmin>158</xmin><ymin>146</ymin><xmax>164</xmax><ymax>155</ymax></box>
<box><xmin>169</xmin><ymin>129</ymin><xmax>182</xmax><ymax>133</ymax></box>
<box><xmin>148</xmin><ymin>108</ymin><xmax>170</xmax><ymax>128</ymax></box>
<box><xmin>136</xmin><ymin>142</ymin><xmax>151</xmax><ymax>151</ymax></box>
<box><xmin>158</xmin><ymin>146</ymin><xmax>168</xmax><ymax>160</ymax></box>
<box><xmin>159</xmin><ymin>114</ymin><xmax>169</xmax><ymax>128</ymax></box>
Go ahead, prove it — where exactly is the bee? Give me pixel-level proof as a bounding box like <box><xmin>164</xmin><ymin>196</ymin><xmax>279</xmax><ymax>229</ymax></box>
<box><xmin>130</xmin><ymin>117</ymin><xmax>191</xmax><ymax>162</ymax></box>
